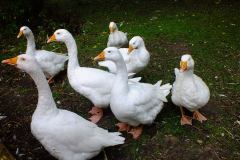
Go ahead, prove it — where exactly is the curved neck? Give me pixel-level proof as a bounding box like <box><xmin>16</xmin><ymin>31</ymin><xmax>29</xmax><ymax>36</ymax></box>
<box><xmin>112</xmin><ymin>57</ymin><xmax>129</xmax><ymax>94</ymax></box>
<box><xmin>137</xmin><ymin>43</ymin><xmax>147</xmax><ymax>51</ymax></box>
<box><xmin>64</xmin><ymin>35</ymin><xmax>80</xmax><ymax>71</ymax></box>
<box><xmin>181</xmin><ymin>69</ymin><xmax>194</xmax><ymax>77</ymax></box>
<box><xmin>26</xmin><ymin>32</ymin><xmax>36</xmax><ymax>54</ymax></box>
<box><xmin>30</xmin><ymin>68</ymin><xmax>58</xmax><ymax>116</ymax></box>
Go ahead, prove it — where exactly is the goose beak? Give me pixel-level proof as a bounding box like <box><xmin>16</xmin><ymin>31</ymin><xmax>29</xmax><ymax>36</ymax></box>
<box><xmin>180</xmin><ymin>61</ymin><xmax>188</xmax><ymax>72</ymax></box>
<box><xmin>47</xmin><ymin>34</ymin><xmax>56</xmax><ymax>43</ymax></box>
<box><xmin>128</xmin><ymin>45</ymin><xmax>134</xmax><ymax>54</ymax></box>
<box><xmin>94</xmin><ymin>52</ymin><xmax>105</xmax><ymax>61</ymax></box>
<box><xmin>17</xmin><ymin>30</ymin><xmax>23</xmax><ymax>38</ymax></box>
<box><xmin>2</xmin><ymin>56</ymin><xmax>18</xmax><ymax>66</ymax></box>
<box><xmin>109</xmin><ymin>27</ymin><xmax>115</xmax><ymax>33</ymax></box>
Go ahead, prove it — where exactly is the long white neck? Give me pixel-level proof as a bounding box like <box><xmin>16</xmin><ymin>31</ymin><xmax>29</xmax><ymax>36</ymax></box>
<box><xmin>181</xmin><ymin>69</ymin><xmax>194</xmax><ymax>78</ymax></box>
<box><xmin>139</xmin><ymin>44</ymin><xmax>146</xmax><ymax>50</ymax></box>
<box><xmin>112</xmin><ymin>56</ymin><xmax>129</xmax><ymax>95</ymax></box>
<box><xmin>26</xmin><ymin>32</ymin><xmax>36</xmax><ymax>54</ymax></box>
<box><xmin>64</xmin><ymin>35</ymin><xmax>80</xmax><ymax>72</ymax></box>
<box><xmin>30</xmin><ymin>67</ymin><xmax>58</xmax><ymax>117</ymax></box>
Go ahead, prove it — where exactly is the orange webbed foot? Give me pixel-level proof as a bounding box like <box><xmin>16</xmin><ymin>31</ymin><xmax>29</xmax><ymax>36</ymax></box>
<box><xmin>181</xmin><ymin>115</ymin><xmax>192</xmax><ymax>125</ymax></box>
<box><xmin>88</xmin><ymin>107</ymin><xmax>103</xmax><ymax>123</ymax></box>
<box><xmin>193</xmin><ymin>111</ymin><xmax>207</xmax><ymax>123</ymax></box>
<box><xmin>89</xmin><ymin>107</ymin><xmax>102</xmax><ymax>115</ymax></box>
<box><xmin>116</xmin><ymin>122</ymin><xmax>130</xmax><ymax>132</ymax></box>
<box><xmin>128</xmin><ymin>126</ymin><xmax>143</xmax><ymax>139</ymax></box>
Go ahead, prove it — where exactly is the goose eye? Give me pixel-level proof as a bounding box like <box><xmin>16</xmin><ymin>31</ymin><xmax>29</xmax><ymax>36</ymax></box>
<box><xmin>21</xmin><ymin>58</ymin><xmax>26</xmax><ymax>61</ymax></box>
<box><xmin>108</xmin><ymin>51</ymin><xmax>111</xmax><ymax>53</ymax></box>
<box><xmin>56</xmin><ymin>32</ymin><xmax>60</xmax><ymax>35</ymax></box>
<box><xmin>24</xmin><ymin>28</ymin><xmax>26</xmax><ymax>31</ymax></box>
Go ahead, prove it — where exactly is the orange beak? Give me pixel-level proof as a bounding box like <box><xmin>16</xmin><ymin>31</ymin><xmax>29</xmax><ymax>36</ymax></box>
<box><xmin>128</xmin><ymin>45</ymin><xmax>134</xmax><ymax>54</ymax></box>
<box><xmin>180</xmin><ymin>61</ymin><xmax>188</xmax><ymax>72</ymax></box>
<box><xmin>109</xmin><ymin>27</ymin><xmax>115</xmax><ymax>33</ymax></box>
<box><xmin>94</xmin><ymin>51</ymin><xmax>105</xmax><ymax>61</ymax></box>
<box><xmin>17</xmin><ymin>30</ymin><xmax>23</xmax><ymax>38</ymax></box>
<box><xmin>47</xmin><ymin>34</ymin><xmax>56</xmax><ymax>43</ymax></box>
<box><xmin>2</xmin><ymin>56</ymin><xmax>18</xmax><ymax>66</ymax></box>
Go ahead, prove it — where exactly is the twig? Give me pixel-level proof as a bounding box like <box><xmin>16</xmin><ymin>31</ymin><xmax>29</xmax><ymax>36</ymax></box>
<box><xmin>222</xmin><ymin>127</ymin><xmax>234</xmax><ymax>139</ymax></box>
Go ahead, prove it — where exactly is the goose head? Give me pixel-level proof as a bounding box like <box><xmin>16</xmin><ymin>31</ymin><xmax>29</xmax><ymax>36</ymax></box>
<box><xmin>109</xmin><ymin>22</ymin><xmax>118</xmax><ymax>33</ymax></box>
<box><xmin>180</xmin><ymin>54</ymin><xmax>195</xmax><ymax>72</ymax></box>
<box><xmin>2</xmin><ymin>54</ymin><xmax>39</xmax><ymax>74</ymax></box>
<box><xmin>94</xmin><ymin>47</ymin><xmax>122</xmax><ymax>62</ymax></box>
<box><xmin>128</xmin><ymin>36</ymin><xmax>145</xmax><ymax>53</ymax></box>
<box><xmin>47</xmin><ymin>29</ymin><xmax>71</xmax><ymax>43</ymax></box>
<box><xmin>17</xmin><ymin>26</ymin><xmax>32</xmax><ymax>38</ymax></box>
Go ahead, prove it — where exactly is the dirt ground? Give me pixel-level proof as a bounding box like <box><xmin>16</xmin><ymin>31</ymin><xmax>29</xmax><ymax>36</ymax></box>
<box><xmin>0</xmin><ymin>36</ymin><xmax>239</xmax><ymax>160</ymax></box>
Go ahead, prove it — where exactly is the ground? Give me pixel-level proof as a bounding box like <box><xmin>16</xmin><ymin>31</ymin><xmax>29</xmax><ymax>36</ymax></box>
<box><xmin>0</xmin><ymin>0</ymin><xmax>240</xmax><ymax>160</ymax></box>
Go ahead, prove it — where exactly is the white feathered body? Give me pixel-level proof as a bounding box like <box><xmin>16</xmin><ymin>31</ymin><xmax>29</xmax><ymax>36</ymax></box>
<box><xmin>171</xmin><ymin>68</ymin><xmax>210</xmax><ymax>112</ymax></box>
<box><xmin>110</xmin><ymin>81</ymin><xmax>172</xmax><ymax>126</ymax></box>
<box><xmin>67</xmin><ymin>67</ymin><xmax>114</xmax><ymax>108</ymax></box>
<box><xmin>23</xmin><ymin>27</ymin><xmax>68</xmax><ymax>78</ymax></box>
<box><xmin>31</xmin><ymin>109</ymin><xmax>124</xmax><ymax>160</ymax></box>
<box><xmin>107</xmin><ymin>31</ymin><xmax>128</xmax><ymax>48</ymax></box>
<box><xmin>56</xmin><ymin>30</ymin><xmax>141</xmax><ymax>109</ymax></box>
<box><xmin>14</xmin><ymin>52</ymin><xmax>125</xmax><ymax>160</ymax></box>
<box><xmin>31</xmin><ymin>50</ymin><xmax>68</xmax><ymax>78</ymax></box>
<box><xmin>67</xmin><ymin>67</ymin><xmax>141</xmax><ymax>108</ymax></box>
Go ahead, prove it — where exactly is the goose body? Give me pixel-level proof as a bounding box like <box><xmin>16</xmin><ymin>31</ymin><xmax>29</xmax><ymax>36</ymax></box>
<box><xmin>95</xmin><ymin>47</ymin><xmax>171</xmax><ymax>139</ymax></box>
<box><xmin>172</xmin><ymin>69</ymin><xmax>210</xmax><ymax>111</ymax></box>
<box><xmin>110</xmin><ymin>80</ymin><xmax>171</xmax><ymax>126</ymax></box>
<box><xmin>99</xmin><ymin>36</ymin><xmax>150</xmax><ymax>74</ymax></box>
<box><xmin>47</xmin><ymin>29</ymin><xmax>140</xmax><ymax>123</ymax></box>
<box><xmin>171</xmin><ymin>54</ymin><xmax>210</xmax><ymax>125</ymax></box>
<box><xmin>2</xmin><ymin>54</ymin><xmax>125</xmax><ymax>160</ymax></box>
<box><xmin>17</xmin><ymin>26</ymin><xmax>68</xmax><ymax>81</ymax></box>
<box><xmin>107</xmin><ymin>22</ymin><xmax>128</xmax><ymax>48</ymax></box>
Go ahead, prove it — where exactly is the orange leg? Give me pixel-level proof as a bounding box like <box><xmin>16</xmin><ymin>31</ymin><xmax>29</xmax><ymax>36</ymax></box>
<box><xmin>193</xmin><ymin>110</ymin><xmax>207</xmax><ymax>123</ymax></box>
<box><xmin>116</xmin><ymin>122</ymin><xmax>131</xmax><ymax>132</ymax></box>
<box><xmin>180</xmin><ymin>107</ymin><xmax>192</xmax><ymax>125</ymax></box>
<box><xmin>89</xmin><ymin>107</ymin><xmax>103</xmax><ymax>124</ymax></box>
<box><xmin>47</xmin><ymin>76</ymin><xmax>54</xmax><ymax>84</ymax></box>
<box><xmin>128</xmin><ymin>126</ymin><xmax>143</xmax><ymax>139</ymax></box>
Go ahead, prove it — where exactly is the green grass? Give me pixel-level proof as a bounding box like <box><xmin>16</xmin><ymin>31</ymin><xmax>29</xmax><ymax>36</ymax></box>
<box><xmin>1</xmin><ymin>1</ymin><xmax>240</xmax><ymax>159</ymax></box>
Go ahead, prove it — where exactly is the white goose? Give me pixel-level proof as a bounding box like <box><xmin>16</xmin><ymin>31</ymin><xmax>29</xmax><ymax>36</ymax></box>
<box><xmin>95</xmin><ymin>47</ymin><xmax>172</xmax><ymax>139</ymax></box>
<box><xmin>2</xmin><ymin>54</ymin><xmax>125</xmax><ymax>160</ymax></box>
<box><xmin>171</xmin><ymin>54</ymin><xmax>210</xmax><ymax>125</ymax></box>
<box><xmin>47</xmin><ymin>29</ymin><xmax>141</xmax><ymax>123</ymax></box>
<box><xmin>107</xmin><ymin>22</ymin><xmax>128</xmax><ymax>48</ymax></box>
<box><xmin>17</xmin><ymin>26</ymin><xmax>68</xmax><ymax>83</ymax></box>
<box><xmin>99</xmin><ymin>36</ymin><xmax>150</xmax><ymax>74</ymax></box>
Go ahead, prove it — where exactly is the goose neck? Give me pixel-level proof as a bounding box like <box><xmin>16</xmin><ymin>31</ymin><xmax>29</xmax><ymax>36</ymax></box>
<box><xmin>64</xmin><ymin>36</ymin><xmax>80</xmax><ymax>69</ymax></box>
<box><xmin>26</xmin><ymin>33</ymin><xmax>36</xmax><ymax>54</ymax></box>
<box><xmin>113</xmin><ymin>58</ymin><xmax>129</xmax><ymax>93</ymax></box>
<box><xmin>30</xmin><ymin>68</ymin><xmax>58</xmax><ymax>117</ymax></box>
<box><xmin>181</xmin><ymin>69</ymin><xmax>194</xmax><ymax>77</ymax></box>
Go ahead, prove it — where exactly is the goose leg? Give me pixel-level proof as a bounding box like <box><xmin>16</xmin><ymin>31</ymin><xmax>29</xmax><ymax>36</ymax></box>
<box><xmin>180</xmin><ymin>107</ymin><xmax>192</xmax><ymax>125</ymax></box>
<box><xmin>47</xmin><ymin>76</ymin><xmax>54</xmax><ymax>84</ymax></box>
<box><xmin>89</xmin><ymin>107</ymin><xmax>103</xmax><ymax>123</ymax></box>
<box><xmin>128</xmin><ymin>126</ymin><xmax>143</xmax><ymax>139</ymax></box>
<box><xmin>116</xmin><ymin>122</ymin><xmax>130</xmax><ymax>132</ymax></box>
<box><xmin>193</xmin><ymin>110</ymin><xmax>207</xmax><ymax>123</ymax></box>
